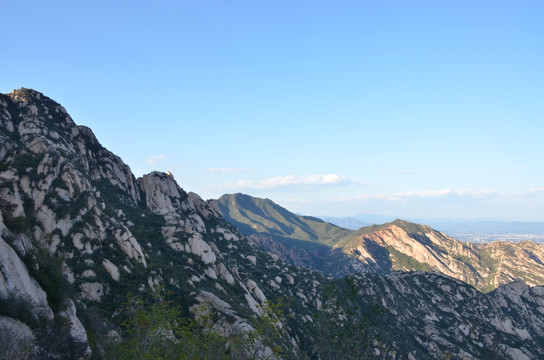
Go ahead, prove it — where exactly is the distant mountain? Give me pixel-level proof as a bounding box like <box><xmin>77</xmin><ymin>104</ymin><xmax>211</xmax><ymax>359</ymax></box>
<box><xmin>427</xmin><ymin>220</ymin><xmax>544</xmax><ymax>235</ymax></box>
<box><xmin>317</xmin><ymin>216</ymin><xmax>370</xmax><ymax>230</ymax></box>
<box><xmin>215</xmin><ymin>194</ymin><xmax>544</xmax><ymax>292</ymax></box>
<box><xmin>214</xmin><ymin>193</ymin><xmax>349</xmax><ymax>245</ymax></box>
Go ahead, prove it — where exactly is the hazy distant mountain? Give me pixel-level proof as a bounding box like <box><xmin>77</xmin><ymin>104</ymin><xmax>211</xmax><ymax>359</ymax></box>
<box><xmin>317</xmin><ymin>216</ymin><xmax>370</xmax><ymax>230</ymax></box>
<box><xmin>421</xmin><ymin>220</ymin><xmax>544</xmax><ymax>235</ymax></box>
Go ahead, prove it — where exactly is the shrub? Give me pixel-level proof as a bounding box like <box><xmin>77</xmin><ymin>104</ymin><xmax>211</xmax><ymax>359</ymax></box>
<box><xmin>108</xmin><ymin>292</ymin><xmax>230</xmax><ymax>360</ymax></box>
<box><xmin>3</xmin><ymin>215</ymin><xmax>32</xmax><ymax>233</ymax></box>
<box><xmin>25</xmin><ymin>248</ymin><xmax>71</xmax><ymax>312</ymax></box>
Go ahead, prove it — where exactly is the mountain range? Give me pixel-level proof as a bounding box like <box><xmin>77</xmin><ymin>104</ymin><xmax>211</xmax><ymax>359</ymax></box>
<box><xmin>215</xmin><ymin>193</ymin><xmax>544</xmax><ymax>293</ymax></box>
<box><xmin>1</xmin><ymin>88</ymin><xmax>543</xmax><ymax>359</ymax></box>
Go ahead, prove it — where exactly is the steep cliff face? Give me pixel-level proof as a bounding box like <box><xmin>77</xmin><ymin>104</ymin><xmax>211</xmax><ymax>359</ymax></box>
<box><xmin>0</xmin><ymin>88</ymin><xmax>324</xmax><ymax>358</ymax></box>
<box><xmin>1</xmin><ymin>88</ymin><xmax>543</xmax><ymax>359</ymax></box>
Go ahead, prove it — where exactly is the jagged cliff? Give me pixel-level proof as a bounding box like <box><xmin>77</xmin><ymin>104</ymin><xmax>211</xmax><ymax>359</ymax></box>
<box><xmin>0</xmin><ymin>88</ymin><xmax>543</xmax><ymax>359</ymax></box>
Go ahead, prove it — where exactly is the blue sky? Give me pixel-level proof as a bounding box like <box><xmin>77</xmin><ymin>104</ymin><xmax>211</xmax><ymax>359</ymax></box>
<box><xmin>2</xmin><ymin>1</ymin><xmax>543</xmax><ymax>220</ymax></box>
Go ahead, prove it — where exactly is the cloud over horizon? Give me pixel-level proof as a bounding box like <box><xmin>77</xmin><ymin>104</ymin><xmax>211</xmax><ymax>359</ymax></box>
<box><xmin>327</xmin><ymin>188</ymin><xmax>506</xmax><ymax>203</ymax></box>
<box><xmin>211</xmin><ymin>173</ymin><xmax>360</xmax><ymax>191</ymax></box>
<box><xmin>280</xmin><ymin>187</ymin><xmax>544</xmax><ymax>221</ymax></box>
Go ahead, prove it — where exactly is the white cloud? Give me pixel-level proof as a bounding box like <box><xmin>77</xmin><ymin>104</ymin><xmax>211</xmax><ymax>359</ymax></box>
<box><xmin>457</xmin><ymin>188</ymin><xmax>497</xmax><ymax>198</ymax></box>
<box><xmin>526</xmin><ymin>187</ymin><xmax>544</xmax><ymax>196</ymax></box>
<box><xmin>399</xmin><ymin>189</ymin><xmax>453</xmax><ymax>198</ymax></box>
<box><xmin>214</xmin><ymin>174</ymin><xmax>359</xmax><ymax>191</ymax></box>
<box><xmin>147</xmin><ymin>154</ymin><xmax>166</xmax><ymax>166</ymax></box>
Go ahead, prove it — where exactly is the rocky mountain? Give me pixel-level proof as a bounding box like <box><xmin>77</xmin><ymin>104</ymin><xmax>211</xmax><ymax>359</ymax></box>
<box><xmin>215</xmin><ymin>194</ymin><xmax>544</xmax><ymax>292</ymax></box>
<box><xmin>0</xmin><ymin>88</ymin><xmax>543</xmax><ymax>359</ymax></box>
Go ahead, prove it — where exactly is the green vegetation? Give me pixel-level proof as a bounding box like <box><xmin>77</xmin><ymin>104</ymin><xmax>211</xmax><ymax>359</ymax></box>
<box><xmin>216</xmin><ymin>194</ymin><xmax>350</xmax><ymax>246</ymax></box>
<box><xmin>387</xmin><ymin>246</ymin><xmax>433</xmax><ymax>272</ymax></box>
<box><xmin>3</xmin><ymin>215</ymin><xmax>33</xmax><ymax>233</ymax></box>
<box><xmin>0</xmin><ymin>293</ymin><xmax>39</xmax><ymax>325</ymax></box>
<box><xmin>304</xmin><ymin>277</ymin><xmax>385</xmax><ymax>359</ymax></box>
<box><xmin>0</xmin><ymin>198</ymin><xmax>35</xmax><ymax>234</ymax></box>
<box><xmin>0</xmin><ymin>160</ymin><xmax>10</xmax><ymax>172</ymax></box>
<box><xmin>107</xmin><ymin>291</ymin><xmax>288</xmax><ymax>360</ymax></box>
<box><xmin>24</xmin><ymin>247</ymin><xmax>71</xmax><ymax>312</ymax></box>
<box><xmin>10</xmin><ymin>152</ymin><xmax>45</xmax><ymax>181</ymax></box>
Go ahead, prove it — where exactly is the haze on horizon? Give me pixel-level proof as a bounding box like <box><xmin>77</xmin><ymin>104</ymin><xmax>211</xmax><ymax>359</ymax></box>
<box><xmin>2</xmin><ymin>1</ymin><xmax>543</xmax><ymax>221</ymax></box>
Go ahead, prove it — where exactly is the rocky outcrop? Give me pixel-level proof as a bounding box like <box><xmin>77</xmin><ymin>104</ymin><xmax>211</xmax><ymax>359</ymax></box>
<box><xmin>0</xmin><ymin>234</ymin><xmax>53</xmax><ymax>321</ymax></box>
<box><xmin>481</xmin><ymin>241</ymin><xmax>544</xmax><ymax>289</ymax></box>
<box><xmin>0</xmin><ymin>315</ymin><xmax>35</xmax><ymax>358</ymax></box>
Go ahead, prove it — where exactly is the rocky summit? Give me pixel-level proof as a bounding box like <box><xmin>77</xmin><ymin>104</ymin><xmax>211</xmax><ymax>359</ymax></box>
<box><xmin>0</xmin><ymin>88</ymin><xmax>543</xmax><ymax>359</ymax></box>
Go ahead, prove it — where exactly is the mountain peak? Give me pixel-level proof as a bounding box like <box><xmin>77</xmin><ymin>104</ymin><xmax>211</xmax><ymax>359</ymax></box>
<box><xmin>8</xmin><ymin>87</ymin><xmax>44</xmax><ymax>102</ymax></box>
<box><xmin>388</xmin><ymin>218</ymin><xmax>431</xmax><ymax>233</ymax></box>
<box><xmin>2</xmin><ymin>87</ymin><xmax>76</xmax><ymax>135</ymax></box>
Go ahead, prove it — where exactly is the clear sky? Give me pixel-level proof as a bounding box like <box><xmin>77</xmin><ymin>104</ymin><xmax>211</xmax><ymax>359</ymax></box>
<box><xmin>2</xmin><ymin>1</ymin><xmax>543</xmax><ymax>221</ymax></box>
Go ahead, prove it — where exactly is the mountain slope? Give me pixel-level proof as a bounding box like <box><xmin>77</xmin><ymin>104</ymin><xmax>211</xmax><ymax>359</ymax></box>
<box><xmin>1</xmin><ymin>88</ymin><xmax>543</xmax><ymax>359</ymax></box>
<box><xmin>213</xmin><ymin>193</ymin><xmax>360</xmax><ymax>276</ymax></box>
<box><xmin>215</xmin><ymin>193</ymin><xmax>349</xmax><ymax>245</ymax></box>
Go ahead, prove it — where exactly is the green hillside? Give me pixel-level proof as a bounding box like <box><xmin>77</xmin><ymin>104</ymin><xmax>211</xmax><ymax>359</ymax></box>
<box><xmin>215</xmin><ymin>193</ymin><xmax>351</xmax><ymax>246</ymax></box>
